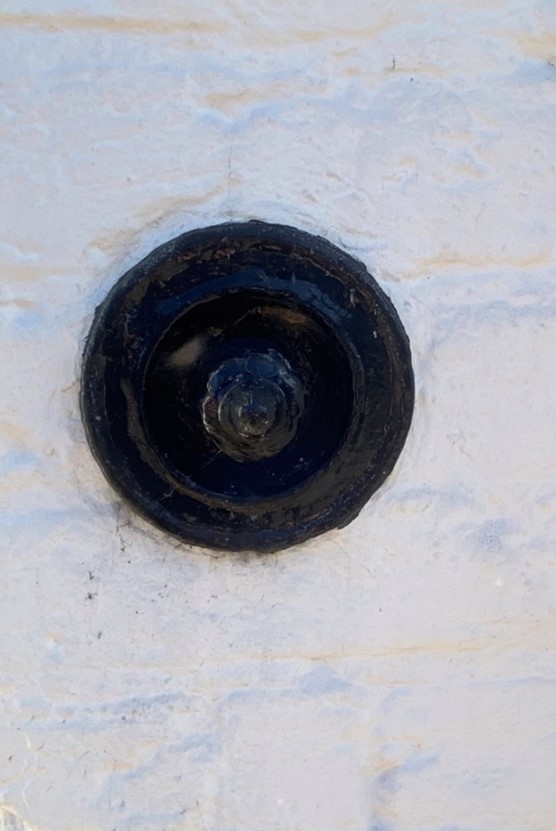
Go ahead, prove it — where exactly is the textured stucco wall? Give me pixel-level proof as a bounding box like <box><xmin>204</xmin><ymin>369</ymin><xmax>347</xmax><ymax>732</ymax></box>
<box><xmin>1</xmin><ymin>2</ymin><xmax>556</xmax><ymax>830</ymax></box>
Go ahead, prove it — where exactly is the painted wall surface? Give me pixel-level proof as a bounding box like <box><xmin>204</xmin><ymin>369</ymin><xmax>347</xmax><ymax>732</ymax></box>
<box><xmin>1</xmin><ymin>2</ymin><xmax>555</xmax><ymax>830</ymax></box>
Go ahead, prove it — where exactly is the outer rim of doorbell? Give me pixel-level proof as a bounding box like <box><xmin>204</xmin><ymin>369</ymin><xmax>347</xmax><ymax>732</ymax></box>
<box><xmin>80</xmin><ymin>219</ymin><xmax>415</xmax><ymax>553</ymax></box>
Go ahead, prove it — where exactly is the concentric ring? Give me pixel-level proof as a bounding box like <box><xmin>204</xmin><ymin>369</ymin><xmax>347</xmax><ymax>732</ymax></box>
<box><xmin>81</xmin><ymin>220</ymin><xmax>414</xmax><ymax>552</ymax></box>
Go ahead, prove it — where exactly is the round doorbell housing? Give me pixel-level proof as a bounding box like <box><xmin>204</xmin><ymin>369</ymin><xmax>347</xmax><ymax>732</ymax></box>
<box><xmin>81</xmin><ymin>221</ymin><xmax>414</xmax><ymax>552</ymax></box>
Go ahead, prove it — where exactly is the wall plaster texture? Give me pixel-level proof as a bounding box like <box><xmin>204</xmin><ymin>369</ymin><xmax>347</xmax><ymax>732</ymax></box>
<box><xmin>1</xmin><ymin>2</ymin><xmax>555</xmax><ymax>830</ymax></box>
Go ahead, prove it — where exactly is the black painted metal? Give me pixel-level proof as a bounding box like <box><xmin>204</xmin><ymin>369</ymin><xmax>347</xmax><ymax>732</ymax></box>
<box><xmin>81</xmin><ymin>221</ymin><xmax>414</xmax><ymax>552</ymax></box>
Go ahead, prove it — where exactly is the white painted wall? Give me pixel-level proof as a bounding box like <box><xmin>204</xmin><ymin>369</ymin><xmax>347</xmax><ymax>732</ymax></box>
<box><xmin>1</xmin><ymin>2</ymin><xmax>555</xmax><ymax>830</ymax></box>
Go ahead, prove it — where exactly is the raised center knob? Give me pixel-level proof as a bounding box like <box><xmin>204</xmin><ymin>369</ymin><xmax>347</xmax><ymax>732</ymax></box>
<box><xmin>229</xmin><ymin>384</ymin><xmax>281</xmax><ymax>437</ymax></box>
<box><xmin>202</xmin><ymin>350</ymin><xmax>304</xmax><ymax>462</ymax></box>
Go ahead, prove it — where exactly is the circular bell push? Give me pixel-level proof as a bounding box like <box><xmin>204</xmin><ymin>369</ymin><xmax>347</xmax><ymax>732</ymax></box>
<box><xmin>81</xmin><ymin>221</ymin><xmax>414</xmax><ymax>552</ymax></box>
